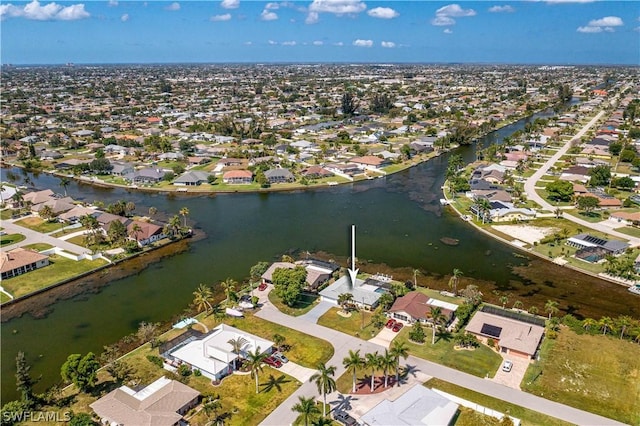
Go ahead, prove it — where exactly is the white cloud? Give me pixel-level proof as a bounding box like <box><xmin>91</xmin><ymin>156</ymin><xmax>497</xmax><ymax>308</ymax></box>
<box><xmin>431</xmin><ymin>15</ymin><xmax>455</xmax><ymax>26</ymax></box>
<box><xmin>435</xmin><ymin>4</ymin><xmax>476</xmax><ymax>18</ymax></box>
<box><xmin>577</xmin><ymin>25</ymin><xmax>602</xmax><ymax>33</ymax></box>
<box><xmin>588</xmin><ymin>16</ymin><xmax>623</xmax><ymax>27</ymax></box>
<box><xmin>309</xmin><ymin>0</ymin><xmax>366</xmax><ymax>15</ymax></box>
<box><xmin>1</xmin><ymin>0</ymin><xmax>90</xmax><ymax>20</ymax></box>
<box><xmin>545</xmin><ymin>0</ymin><xmax>595</xmax><ymax>3</ymax></box>
<box><xmin>165</xmin><ymin>2</ymin><xmax>180</xmax><ymax>11</ymax></box>
<box><xmin>488</xmin><ymin>5</ymin><xmax>514</xmax><ymax>13</ymax></box>
<box><xmin>444</xmin><ymin>28</ymin><xmax>453</xmax><ymax>34</ymax></box>
<box><xmin>381</xmin><ymin>41</ymin><xmax>395</xmax><ymax>48</ymax></box>
<box><xmin>334</xmin><ymin>41</ymin><xmax>344</xmax><ymax>46</ymax></box>
<box><xmin>244</xmin><ymin>41</ymin><xmax>252</xmax><ymax>45</ymax></box>
<box><xmin>305</xmin><ymin>11</ymin><xmax>319</xmax><ymax>24</ymax></box>
<box><xmin>367</xmin><ymin>7</ymin><xmax>398</xmax><ymax>19</ymax></box>
<box><xmin>353</xmin><ymin>39</ymin><xmax>373</xmax><ymax>47</ymax></box>
<box><xmin>268</xmin><ymin>40</ymin><xmax>277</xmax><ymax>45</ymax></box>
<box><xmin>281</xmin><ymin>40</ymin><xmax>296</xmax><ymax>46</ymax></box>
<box><xmin>221</xmin><ymin>0</ymin><xmax>239</xmax><ymax>10</ymax></box>
<box><xmin>210</xmin><ymin>13</ymin><xmax>231</xmax><ymax>21</ymax></box>
<box><xmin>108</xmin><ymin>0</ymin><xmax>118</xmax><ymax>6</ymax></box>
<box><xmin>260</xmin><ymin>9</ymin><xmax>278</xmax><ymax>20</ymax></box>
<box><xmin>313</xmin><ymin>40</ymin><xmax>324</xmax><ymax>45</ymax></box>
<box><xmin>120</xmin><ymin>13</ymin><xmax>128</xmax><ymax>21</ymax></box>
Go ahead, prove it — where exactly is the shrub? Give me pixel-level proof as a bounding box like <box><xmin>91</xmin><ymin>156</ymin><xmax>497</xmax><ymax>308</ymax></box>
<box><xmin>409</xmin><ymin>323</ymin><xmax>426</xmax><ymax>343</ymax></box>
<box><xmin>178</xmin><ymin>364</ymin><xmax>192</xmax><ymax>377</ymax></box>
<box><xmin>487</xmin><ymin>337</ymin><xmax>495</xmax><ymax>348</ymax></box>
<box><xmin>146</xmin><ymin>355</ymin><xmax>163</xmax><ymax>368</ymax></box>
<box><xmin>193</xmin><ymin>369</ymin><xmax>202</xmax><ymax>377</ymax></box>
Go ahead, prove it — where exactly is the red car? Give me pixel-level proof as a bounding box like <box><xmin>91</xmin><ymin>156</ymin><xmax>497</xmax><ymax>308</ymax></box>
<box><xmin>385</xmin><ymin>319</ymin><xmax>396</xmax><ymax>329</ymax></box>
<box><xmin>264</xmin><ymin>356</ymin><xmax>282</xmax><ymax>368</ymax></box>
<box><xmin>258</xmin><ymin>283</ymin><xmax>268</xmax><ymax>291</ymax></box>
<box><xmin>392</xmin><ymin>322</ymin><xmax>404</xmax><ymax>332</ymax></box>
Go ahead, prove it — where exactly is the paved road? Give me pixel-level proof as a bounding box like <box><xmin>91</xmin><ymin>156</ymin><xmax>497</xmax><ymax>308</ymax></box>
<box><xmin>256</xmin><ymin>296</ymin><xmax>625</xmax><ymax>426</ymax></box>
<box><xmin>1</xmin><ymin>217</ymin><xmax>91</xmax><ymax>254</ymax></box>
<box><xmin>524</xmin><ymin>108</ymin><xmax>640</xmax><ymax>248</ymax></box>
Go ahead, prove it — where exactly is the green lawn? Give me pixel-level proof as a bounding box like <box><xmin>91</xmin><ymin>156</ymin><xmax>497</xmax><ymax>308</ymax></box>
<box><xmin>414</xmin><ymin>287</ymin><xmax>461</xmax><ymax>305</ymax></box>
<box><xmin>14</xmin><ymin>217</ymin><xmax>63</xmax><ymax>233</ymax></box>
<box><xmin>0</xmin><ymin>292</ymin><xmax>12</xmax><ymax>303</ymax></box>
<box><xmin>616</xmin><ymin>226</ymin><xmax>640</xmax><ymax>238</ymax></box>
<box><xmin>1</xmin><ymin>255</ymin><xmax>109</xmax><ymax>298</ymax></box>
<box><xmin>395</xmin><ymin>327</ymin><xmax>502</xmax><ymax>378</ymax></box>
<box><xmin>521</xmin><ymin>327</ymin><xmax>640</xmax><ymax>425</ymax></box>
<box><xmin>426</xmin><ymin>379</ymin><xmax>572</xmax><ymax>426</ymax></box>
<box><xmin>268</xmin><ymin>291</ymin><xmax>320</xmax><ymax>316</ymax></box>
<box><xmin>317</xmin><ymin>307</ymin><xmax>382</xmax><ymax>339</ymax></box>
<box><xmin>201</xmin><ymin>312</ymin><xmax>334</xmax><ymax>369</ymax></box>
<box><xmin>22</xmin><ymin>243</ymin><xmax>54</xmax><ymax>251</ymax></box>
<box><xmin>564</xmin><ymin>209</ymin><xmax>605</xmax><ymax>223</ymax></box>
<box><xmin>0</xmin><ymin>233</ymin><xmax>26</xmax><ymax>246</ymax></box>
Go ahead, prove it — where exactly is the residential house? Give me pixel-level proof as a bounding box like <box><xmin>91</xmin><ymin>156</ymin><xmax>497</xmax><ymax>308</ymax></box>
<box><xmin>388</xmin><ymin>292</ymin><xmax>458</xmax><ymax>326</ymax></box>
<box><xmin>173</xmin><ymin>171</ymin><xmax>212</xmax><ymax>186</ymax></box>
<box><xmin>567</xmin><ymin>233</ymin><xmax>628</xmax><ymax>262</ymax></box>
<box><xmin>222</xmin><ymin>170</ymin><xmax>253</xmax><ymax>184</ymax></box>
<box><xmin>110</xmin><ymin>162</ymin><xmax>135</xmax><ymax>176</ymax></box>
<box><xmin>465</xmin><ymin>308</ymin><xmax>545</xmax><ymax>359</ymax></box>
<box><xmin>58</xmin><ymin>205</ymin><xmax>98</xmax><ymax>223</ymax></box>
<box><xmin>127</xmin><ymin>220</ymin><xmax>166</xmax><ymax>246</ymax></box>
<box><xmin>125</xmin><ymin>168</ymin><xmax>167</xmax><ymax>184</ymax></box>
<box><xmin>23</xmin><ymin>189</ymin><xmax>55</xmax><ymax>206</ymax></box>
<box><xmin>265</xmin><ymin>168</ymin><xmax>295</xmax><ymax>184</ymax></box>
<box><xmin>351</xmin><ymin>156</ymin><xmax>390</xmax><ymax>171</ymax></box>
<box><xmin>319</xmin><ymin>275</ymin><xmax>383</xmax><ymax>310</ymax></box>
<box><xmin>484</xmin><ymin>201</ymin><xmax>536</xmax><ymax>222</ymax></box>
<box><xmin>90</xmin><ymin>376</ymin><xmax>199</xmax><ymax>426</ymax></box>
<box><xmin>300</xmin><ymin>166</ymin><xmax>333</xmax><ymax>179</ymax></box>
<box><xmin>1</xmin><ymin>248</ymin><xmax>50</xmax><ymax>280</ymax></box>
<box><xmin>32</xmin><ymin>197</ymin><xmax>76</xmax><ymax>216</ymax></box>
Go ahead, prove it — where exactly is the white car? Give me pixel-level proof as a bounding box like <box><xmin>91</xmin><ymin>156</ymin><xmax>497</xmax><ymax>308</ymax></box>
<box><xmin>502</xmin><ymin>360</ymin><xmax>513</xmax><ymax>372</ymax></box>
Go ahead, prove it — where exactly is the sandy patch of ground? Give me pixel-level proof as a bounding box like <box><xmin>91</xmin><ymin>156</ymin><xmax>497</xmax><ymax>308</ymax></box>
<box><xmin>492</xmin><ymin>225</ymin><xmax>556</xmax><ymax>245</ymax></box>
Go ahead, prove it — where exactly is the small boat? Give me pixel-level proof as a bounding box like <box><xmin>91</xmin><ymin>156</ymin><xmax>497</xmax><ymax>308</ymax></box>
<box><xmin>628</xmin><ymin>284</ymin><xmax>640</xmax><ymax>295</ymax></box>
<box><xmin>225</xmin><ymin>307</ymin><xmax>244</xmax><ymax>317</ymax></box>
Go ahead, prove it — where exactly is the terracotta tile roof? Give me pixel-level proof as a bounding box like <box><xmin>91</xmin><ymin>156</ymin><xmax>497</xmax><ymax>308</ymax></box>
<box><xmin>1</xmin><ymin>248</ymin><xmax>48</xmax><ymax>274</ymax></box>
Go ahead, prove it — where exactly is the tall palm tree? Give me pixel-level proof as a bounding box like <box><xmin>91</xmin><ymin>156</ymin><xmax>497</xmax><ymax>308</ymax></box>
<box><xmin>449</xmin><ymin>269</ymin><xmax>463</xmax><ymax>295</ymax></box>
<box><xmin>148</xmin><ymin>206</ymin><xmax>157</xmax><ymax>217</ymax></box>
<box><xmin>227</xmin><ymin>336</ymin><xmax>249</xmax><ymax>370</ymax></box>
<box><xmin>221</xmin><ymin>278</ymin><xmax>238</xmax><ymax>306</ymax></box>
<box><xmin>246</xmin><ymin>346</ymin><xmax>267</xmax><ymax>393</ymax></box>
<box><xmin>311</xmin><ymin>417</ymin><xmax>332</xmax><ymax>426</ymax></box>
<box><xmin>582</xmin><ymin>317</ymin><xmax>598</xmax><ymax>332</ymax></box>
<box><xmin>129</xmin><ymin>223</ymin><xmax>142</xmax><ymax>242</ymax></box>
<box><xmin>342</xmin><ymin>349</ymin><xmax>364</xmax><ymax>393</ymax></box>
<box><xmin>545</xmin><ymin>300</ymin><xmax>559</xmax><ymax>320</ymax></box>
<box><xmin>430</xmin><ymin>307</ymin><xmax>446</xmax><ymax>345</ymax></box>
<box><xmin>292</xmin><ymin>396</ymin><xmax>320</xmax><ymax>426</ymax></box>
<box><xmin>616</xmin><ymin>315</ymin><xmax>633</xmax><ymax>339</ymax></box>
<box><xmin>309</xmin><ymin>363</ymin><xmax>336</xmax><ymax>418</ymax></box>
<box><xmin>364</xmin><ymin>352</ymin><xmax>380</xmax><ymax>392</ymax></box>
<box><xmin>380</xmin><ymin>349</ymin><xmax>395</xmax><ymax>388</ymax></box>
<box><xmin>202</xmin><ymin>396</ymin><xmax>222</xmax><ymax>426</ymax></box>
<box><xmin>59</xmin><ymin>177</ymin><xmax>71</xmax><ymax>197</ymax></box>
<box><xmin>389</xmin><ymin>340</ymin><xmax>409</xmax><ymax>387</ymax></box>
<box><xmin>513</xmin><ymin>300</ymin><xmax>524</xmax><ymax>310</ymax></box>
<box><xmin>413</xmin><ymin>269</ymin><xmax>420</xmax><ymax>287</ymax></box>
<box><xmin>179</xmin><ymin>207</ymin><xmax>190</xmax><ymax>227</ymax></box>
<box><xmin>192</xmin><ymin>284</ymin><xmax>213</xmax><ymax>314</ymax></box>
<box><xmin>529</xmin><ymin>306</ymin><xmax>539</xmax><ymax>316</ymax></box>
<box><xmin>599</xmin><ymin>317</ymin><xmax>612</xmax><ymax>336</ymax></box>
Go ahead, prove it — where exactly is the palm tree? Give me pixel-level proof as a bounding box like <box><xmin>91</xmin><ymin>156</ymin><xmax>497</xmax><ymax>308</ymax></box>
<box><xmin>337</xmin><ymin>293</ymin><xmax>354</xmax><ymax>312</ymax></box>
<box><xmin>377</xmin><ymin>292</ymin><xmax>394</xmax><ymax>310</ymax></box>
<box><xmin>129</xmin><ymin>223</ymin><xmax>142</xmax><ymax>242</ymax></box>
<box><xmin>59</xmin><ymin>177</ymin><xmax>71</xmax><ymax>197</ymax></box>
<box><xmin>13</xmin><ymin>189</ymin><xmax>24</xmax><ymax>209</ymax></box>
<box><xmin>309</xmin><ymin>363</ymin><xmax>336</xmax><ymax>418</ymax></box>
<box><xmin>227</xmin><ymin>336</ymin><xmax>249</xmax><ymax>370</ymax></box>
<box><xmin>448</xmin><ymin>269</ymin><xmax>463</xmax><ymax>295</ymax></box>
<box><xmin>179</xmin><ymin>207</ymin><xmax>190</xmax><ymax>227</ymax></box>
<box><xmin>529</xmin><ymin>306</ymin><xmax>539</xmax><ymax>316</ymax></box>
<box><xmin>221</xmin><ymin>278</ymin><xmax>238</xmax><ymax>306</ymax></box>
<box><xmin>389</xmin><ymin>340</ymin><xmax>409</xmax><ymax>387</ymax></box>
<box><xmin>364</xmin><ymin>352</ymin><xmax>380</xmax><ymax>392</ymax></box>
<box><xmin>499</xmin><ymin>295</ymin><xmax>509</xmax><ymax>308</ymax></box>
<box><xmin>148</xmin><ymin>206</ymin><xmax>157</xmax><ymax>217</ymax></box>
<box><xmin>380</xmin><ymin>349</ymin><xmax>395</xmax><ymax>388</ymax></box>
<box><xmin>311</xmin><ymin>417</ymin><xmax>332</xmax><ymax>426</ymax></box>
<box><xmin>413</xmin><ymin>269</ymin><xmax>421</xmax><ymax>287</ymax></box>
<box><xmin>430</xmin><ymin>307</ymin><xmax>446</xmax><ymax>345</ymax></box>
<box><xmin>512</xmin><ymin>300</ymin><xmax>524</xmax><ymax>310</ymax></box>
<box><xmin>192</xmin><ymin>284</ymin><xmax>214</xmax><ymax>314</ymax></box>
<box><xmin>202</xmin><ymin>396</ymin><xmax>223</xmax><ymax>426</ymax></box>
<box><xmin>616</xmin><ymin>315</ymin><xmax>633</xmax><ymax>339</ymax></box>
<box><xmin>599</xmin><ymin>317</ymin><xmax>613</xmax><ymax>335</ymax></box>
<box><xmin>545</xmin><ymin>300</ymin><xmax>559</xmax><ymax>320</ymax></box>
<box><xmin>292</xmin><ymin>396</ymin><xmax>321</xmax><ymax>426</ymax></box>
<box><xmin>582</xmin><ymin>317</ymin><xmax>598</xmax><ymax>332</ymax></box>
<box><xmin>246</xmin><ymin>346</ymin><xmax>267</xmax><ymax>393</ymax></box>
<box><xmin>342</xmin><ymin>349</ymin><xmax>363</xmax><ymax>393</ymax></box>
<box><xmin>39</xmin><ymin>205</ymin><xmax>55</xmax><ymax>222</ymax></box>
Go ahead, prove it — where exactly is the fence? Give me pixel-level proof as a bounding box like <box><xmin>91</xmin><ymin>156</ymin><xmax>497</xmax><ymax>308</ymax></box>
<box><xmin>431</xmin><ymin>389</ymin><xmax>521</xmax><ymax>426</ymax></box>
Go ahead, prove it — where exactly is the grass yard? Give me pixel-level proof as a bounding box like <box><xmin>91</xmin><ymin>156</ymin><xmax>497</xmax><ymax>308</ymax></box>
<box><xmin>0</xmin><ymin>232</ymin><xmax>26</xmax><ymax>246</ymax></box>
<box><xmin>317</xmin><ymin>307</ymin><xmax>382</xmax><ymax>339</ymax></box>
<box><xmin>395</xmin><ymin>328</ymin><xmax>502</xmax><ymax>378</ymax></box>
<box><xmin>23</xmin><ymin>243</ymin><xmax>54</xmax><ymax>251</ymax></box>
<box><xmin>521</xmin><ymin>327</ymin><xmax>640</xmax><ymax>425</ymax></box>
<box><xmin>616</xmin><ymin>226</ymin><xmax>640</xmax><ymax>238</ymax></box>
<box><xmin>14</xmin><ymin>217</ymin><xmax>63</xmax><ymax>233</ymax></box>
<box><xmin>0</xmin><ymin>292</ymin><xmax>12</xmax><ymax>303</ymax></box>
<box><xmin>426</xmin><ymin>379</ymin><xmax>572</xmax><ymax>426</ymax></box>
<box><xmin>1</xmin><ymin>255</ymin><xmax>109</xmax><ymax>298</ymax></box>
<box><xmin>268</xmin><ymin>291</ymin><xmax>319</xmax><ymax>316</ymax></box>
<box><xmin>200</xmin><ymin>313</ymin><xmax>334</xmax><ymax>368</ymax></box>
<box><xmin>414</xmin><ymin>287</ymin><xmax>461</xmax><ymax>305</ymax></box>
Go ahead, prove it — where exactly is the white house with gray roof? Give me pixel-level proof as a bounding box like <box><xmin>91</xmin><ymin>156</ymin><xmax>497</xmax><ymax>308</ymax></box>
<box><xmin>319</xmin><ymin>275</ymin><xmax>383</xmax><ymax>309</ymax></box>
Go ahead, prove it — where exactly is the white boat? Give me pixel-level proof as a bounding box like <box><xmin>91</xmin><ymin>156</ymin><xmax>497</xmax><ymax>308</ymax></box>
<box><xmin>628</xmin><ymin>284</ymin><xmax>640</xmax><ymax>295</ymax></box>
<box><xmin>225</xmin><ymin>307</ymin><xmax>244</xmax><ymax>317</ymax></box>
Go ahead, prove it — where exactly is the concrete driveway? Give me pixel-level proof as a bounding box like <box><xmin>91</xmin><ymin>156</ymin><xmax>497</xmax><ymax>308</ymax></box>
<box><xmin>277</xmin><ymin>361</ymin><xmax>317</xmax><ymax>383</ymax></box>
<box><xmin>368</xmin><ymin>326</ymin><xmax>398</xmax><ymax>348</ymax></box>
<box><xmin>491</xmin><ymin>355</ymin><xmax>530</xmax><ymax>389</ymax></box>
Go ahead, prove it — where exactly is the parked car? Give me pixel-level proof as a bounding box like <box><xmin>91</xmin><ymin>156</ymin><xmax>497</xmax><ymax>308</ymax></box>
<box><xmin>272</xmin><ymin>351</ymin><xmax>289</xmax><ymax>364</ymax></box>
<box><xmin>502</xmin><ymin>360</ymin><xmax>513</xmax><ymax>372</ymax></box>
<box><xmin>264</xmin><ymin>356</ymin><xmax>282</xmax><ymax>368</ymax></box>
<box><xmin>392</xmin><ymin>322</ymin><xmax>404</xmax><ymax>332</ymax></box>
<box><xmin>258</xmin><ymin>283</ymin><xmax>268</xmax><ymax>291</ymax></box>
<box><xmin>385</xmin><ymin>318</ymin><xmax>396</xmax><ymax>328</ymax></box>
<box><xmin>333</xmin><ymin>411</ymin><xmax>357</xmax><ymax>426</ymax></box>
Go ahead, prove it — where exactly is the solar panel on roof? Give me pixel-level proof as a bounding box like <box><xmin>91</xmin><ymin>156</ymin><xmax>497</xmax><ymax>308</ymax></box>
<box><xmin>584</xmin><ymin>235</ymin><xmax>607</xmax><ymax>246</ymax></box>
<box><xmin>480</xmin><ymin>323</ymin><xmax>502</xmax><ymax>338</ymax></box>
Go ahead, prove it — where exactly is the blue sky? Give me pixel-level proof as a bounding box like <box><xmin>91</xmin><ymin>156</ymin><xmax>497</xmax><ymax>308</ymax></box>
<box><xmin>1</xmin><ymin>1</ymin><xmax>638</xmax><ymax>64</ymax></box>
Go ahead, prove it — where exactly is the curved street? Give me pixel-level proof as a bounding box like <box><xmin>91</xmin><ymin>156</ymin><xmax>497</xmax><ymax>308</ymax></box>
<box><xmin>1</xmin><ymin>217</ymin><xmax>91</xmax><ymax>255</ymax></box>
<box><xmin>256</xmin><ymin>294</ymin><xmax>625</xmax><ymax>426</ymax></box>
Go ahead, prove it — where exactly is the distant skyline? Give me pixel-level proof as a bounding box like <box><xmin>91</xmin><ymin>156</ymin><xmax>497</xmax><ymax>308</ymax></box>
<box><xmin>1</xmin><ymin>1</ymin><xmax>638</xmax><ymax>65</ymax></box>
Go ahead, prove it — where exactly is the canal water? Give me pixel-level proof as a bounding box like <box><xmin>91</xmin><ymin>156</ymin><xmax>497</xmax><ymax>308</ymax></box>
<box><xmin>1</xmin><ymin>107</ymin><xmax>636</xmax><ymax>403</ymax></box>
